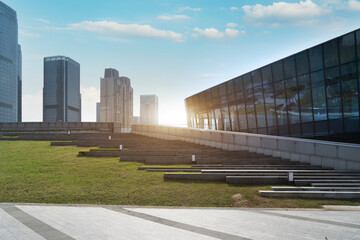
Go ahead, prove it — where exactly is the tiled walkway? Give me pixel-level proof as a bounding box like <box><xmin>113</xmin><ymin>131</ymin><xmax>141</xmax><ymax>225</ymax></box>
<box><xmin>0</xmin><ymin>203</ymin><xmax>359</xmax><ymax>240</ymax></box>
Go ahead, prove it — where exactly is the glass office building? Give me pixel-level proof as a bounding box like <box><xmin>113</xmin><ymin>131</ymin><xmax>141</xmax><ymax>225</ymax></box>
<box><xmin>43</xmin><ymin>56</ymin><xmax>81</xmax><ymax>122</ymax></box>
<box><xmin>0</xmin><ymin>1</ymin><xmax>22</xmax><ymax>122</ymax></box>
<box><xmin>185</xmin><ymin>29</ymin><xmax>360</xmax><ymax>142</ymax></box>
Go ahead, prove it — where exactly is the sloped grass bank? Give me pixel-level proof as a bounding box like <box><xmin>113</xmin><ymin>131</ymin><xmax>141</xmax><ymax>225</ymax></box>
<box><xmin>0</xmin><ymin>141</ymin><xmax>359</xmax><ymax>207</ymax></box>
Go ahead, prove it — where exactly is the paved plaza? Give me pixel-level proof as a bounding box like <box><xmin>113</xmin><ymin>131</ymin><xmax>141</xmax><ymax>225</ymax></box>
<box><xmin>0</xmin><ymin>203</ymin><xmax>359</xmax><ymax>240</ymax></box>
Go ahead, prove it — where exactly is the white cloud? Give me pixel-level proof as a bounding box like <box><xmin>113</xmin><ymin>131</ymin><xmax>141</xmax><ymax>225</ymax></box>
<box><xmin>80</xmin><ymin>86</ymin><xmax>100</xmax><ymax>122</ymax></box>
<box><xmin>192</xmin><ymin>27</ymin><xmax>245</xmax><ymax>39</ymax></box>
<box><xmin>22</xmin><ymin>91</ymin><xmax>42</xmax><ymax>122</ymax></box>
<box><xmin>242</xmin><ymin>0</ymin><xmax>330</xmax><ymax>26</ymax></box>
<box><xmin>178</xmin><ymin>6</ymin><xmax>201</xmax><ymax>12</ymax></box>
<box><xmin>226</xmin><ymin>22</ymin><xmax>238</xmax><ymax>28</ymax></box>
<box><xmin>37</xmin><ymin>18</ymin><xmax>50</xmax><ymax>24</ymax></box>
<box><xmin>19</xmin><ymin>30</ymin><xmax>40</xmax><ymax>38</ymax></box>
<box><xmin>230</xmin><ymin>6</ymin><xmax>238</xmax><ymax>11</ymax></box>
<box><xmin>195</xmin><ymin>73</ymin><xmax>224</xmax><ymax>79</ymax></box>
<box><xmin>158</xmin><ymin>14</ymin><xmax>190</xmax><ymax>21</ymax></box>
<box><xmin>348</xmin><ymin>0</ymin><xmax>360</xmax><ymax>10</ymax></box>
<box><xmin>68</xmin><ymin>21</ymin><xmax>183</xmax><ymax>41</ymax></box>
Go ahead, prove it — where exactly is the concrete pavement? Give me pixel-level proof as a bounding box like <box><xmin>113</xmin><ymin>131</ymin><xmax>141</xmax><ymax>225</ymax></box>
<box><xmin>0</xmin><ymin>203</ymin><xmax>359</xmax><ymax>240</ymax></box>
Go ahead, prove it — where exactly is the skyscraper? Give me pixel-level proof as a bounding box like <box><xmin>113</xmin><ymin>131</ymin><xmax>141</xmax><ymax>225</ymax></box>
<box><xmin>100</xmin><ymin>68</ymin><xmax>133</xmax><ymax>127</ymax></box>
<box><xmin>43</xmin><ymin>56</ymin><xmax>81</xmax><ymax>122</ymax></box>
<box><xmin>0</xmin><ymin>1</ymin><xmax>22</xmax><ymax>122</ymax></box>
<box><xmin>140</xmin><ymin>95</ymin><xmax>158</xmax><ymax>125</ymax></box>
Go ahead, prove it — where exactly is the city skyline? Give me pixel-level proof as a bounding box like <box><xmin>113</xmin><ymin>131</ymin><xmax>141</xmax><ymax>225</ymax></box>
<box><xmin>3</xmin><ymin>0</ymin><xmax>360</xmax><ymax>125</ymax></box>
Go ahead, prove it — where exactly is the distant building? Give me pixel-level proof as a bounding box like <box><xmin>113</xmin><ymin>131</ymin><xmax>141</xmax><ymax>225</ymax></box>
<box><xmin>132</xmin><ymin>116</ymin><xmax>140</xmax><ymax>125</ymax></box>
<box><xmin>140</xmin><ymin>95</ymin><xmax>158</xmax><ymax>125</ymax></box>
<box><xmin>0</xmin><ymin>2</ymin><xmax>22</xmax><ymax>122</ymax></box>
<box><xmin>100</xmin><ymin>68</ymin><xmax>133</xmax><ymax>127</ymax></box>
<box><xmin>96</xmin><ymin>102</ymin><xmax>100</xmax><ymax>122</ymax></box>
<box><xmin>43</xmin><ymin>56</ymin><xmax>81</xmax><ymax>122</ymax></box>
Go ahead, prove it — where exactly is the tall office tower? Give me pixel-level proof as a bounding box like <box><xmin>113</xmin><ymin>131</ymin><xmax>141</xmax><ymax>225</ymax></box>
<box><xmin>100</xmin><ymin>68</ymin><xmax>133</xmax><ymax>127</ymax></box>
<box><xmin>140</xmin><ymin>95</ymin><xmax>158</xmax><ymax>125</ymax></box>
<box><xmin>43</xmin><ymin>56</ymin><xmax>81</xmax><ymax>122</ymax></box>
<box><xmin>96</xmin><ymin>102</ymin><xmax>100</xmax><ymax>122</ymax></box>
<box><xmin>0</xmin><ymin>2</ymin><xmax>22</xmax><ymax>122</ymax></box>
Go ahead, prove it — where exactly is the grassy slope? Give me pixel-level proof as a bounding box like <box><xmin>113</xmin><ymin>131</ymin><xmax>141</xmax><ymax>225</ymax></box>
<box><xmin>0</xmin><ymin>141</ymin><xmax>359</xmax><ymax>207</ymax></box>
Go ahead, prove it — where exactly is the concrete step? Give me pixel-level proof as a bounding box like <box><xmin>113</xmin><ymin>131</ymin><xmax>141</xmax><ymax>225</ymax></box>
<box><xmin>201</xmin><ymin>169</ymin><xmax>358</xmax><ymax>174</ymax></box>
<box><xmin>50</xmin><ymin>141</ymin><xmax>77</xmax><ymax>146</ymax></box>
<box><xmin>226</xmin><ymin>176</ymin><xmax>288</xmax><ymax>185</ymax></box>
<box><xmin>120</xmin><ymin>156</ymin><xmax>192</xmax><ymax>164</ymax></box>
<box><xmin>271</xmin><ymin>186</ymin><xmax>360</xmax><ymax>192</ymax></box>
<box><xmin>311</xmin><ymin>183</ymin><xmax>360</xmax><ymax>187</ymax></box>
<box><xmin>164</xmin><ymin>173</ymin><xmax>225</xmax><ymax>181</ymax></box>
<box><xmin>259</xmin><ymin>190</ymin><xmax>360</xmax><ymax>199</ymax></box>
<box><xmin>295</xmin><ymin>179</ymin><xmax>360</xmax><ymax>186</ymax></box>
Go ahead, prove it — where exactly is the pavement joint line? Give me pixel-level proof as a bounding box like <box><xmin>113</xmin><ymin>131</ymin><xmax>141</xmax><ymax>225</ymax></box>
<box><xmin>105</xmin><ymin>206</ymin><xmax>251</xmax><ymax>240</ymax></box>
<box><xmin>244</xmin><ymin>209</ymin><xmax>360</xmax><ymax>229</ymax></box>
<box><xmin>0</xmin><ymin>204</ymin><xmax>75</xmax><ymax>240</ymax></box>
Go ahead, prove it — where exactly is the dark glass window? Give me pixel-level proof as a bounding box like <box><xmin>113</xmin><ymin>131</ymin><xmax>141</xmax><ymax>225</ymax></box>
<box><xmin>341</xmin><ymin>62</ymin><xmax>359</xmax><ymax>118</ymax></box>
<box><xmin>285</xmin><ymin>77</ymin><xmax>300</xmax><ymax>124</ymax></box>
<box><xmin>243</xmin><ymin>73</ymin><xmax>252</xmax><ymax>89</ymax></box>
<box><xmin>211</xmin><ymin>87</ymin><xmax>220</xmax><ymax>106</ymax></box>
<box><xmin>284</xmin><ymin>56</ymin><xmax>296</xmax><ymax>79</ymax></box>
<box><xmin>234</xmin><ymin>77</ymin><xmax>244</xmax><ymax>101</ymax></box>
<box><xmin>324</xmin><ymin>39</ymin><xmax>339</xmax><ymax>68</ymax></box>
<box><xmin>274</xmin><ymin>80</ymin><xmax>288</xmax><ymax>125</ymax></box>
<box><xmin>208</xmin><ymin>110</ymin><xmax>215</xmax><ymax>130</ymax></box>
<box><xmin>214</xmin><ymin>108</ymin><xmax>223</xmax><ymax>130</ymax></box>
<box><xmin>229</xmin><ymin>105</ymin><xmax>239</xmax><ymax>131</ymax></box>
<box><xmin>219</xmin><ymin>84</ymin><xmax>227</xmax><ymax>104</ymax></box>
<box><xmin>221</xmin><ymin>105</ymin><xmax>231</xmax><ymax>131</ymax></box>
<box><xmin>261</xmin><ymin>65</ymin><xmax>272</xmax><ymax>84</ymax></box>
<box><xmin>339</xmin><ymin>32</ymin><xmax>356</xmax><ymax>64</ymax></box>
<box><xmin>245</xmin><ymin>86</ymin><xmax>256</xmax><ymax>129</ymax></box>
<box><xmin>263</xmin><ymin>83</ymin><xmax>276</xmax><ymax>127</ymax></box>
<box><xmin>298</xmin><ymin>74</ymin><xmax>313</xmax><ymax>122</ymax></box>
<box><xmin>205</xmin><ymin>89</ymin><xmax>212</xmax><ymax>107</ymax></box>
<box><xmin>254</xmin><ymin>85</ymin><xmax>266</xmax><ymax>128</ymax></box>
<box><xmin>237</xmin><ymin>101</ymin><xmax>247</xmax><ymax>131</ymax></box>
<box><xmin>252</xmin><ymin>69</ymin><xmax>262</xmax><ymax>88</ymax></box>
<box><xmin>311</xmin><ymin>71</ymin><xmax>327</xmax><ymax>121</ymax></box>
<box><xmin>226</xmin><ymin>81</ymin><xmax>235</xmax><ymax>103</ymax></box>
<box><xmin>357</xmin><ymin>30</ymin><xmax>360</xmax><ymax>60</ymax></box>
<box><xmin>309</xmin><ymin>45</ymin><xmax>323</xmax><ymax>72</ymax></box>
<box><xmin>325</xmin><ymin>67</ymin><xmax>342</xmax><ymax>119</ymax></box>
<box><xmin>296</xmin><ymin>51</ymin><xmax>309</xmax><ymax>76</ymax></box>
<box><xmin>272</xmin><ymin>60</ymin><xmax>284</xmax><ymax>82</ymax></box>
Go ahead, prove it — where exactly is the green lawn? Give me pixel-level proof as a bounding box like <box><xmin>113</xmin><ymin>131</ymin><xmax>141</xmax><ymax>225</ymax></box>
<box><xmin>0</xmin><ymin>140</ymin><xmax>359</xmax><ymax>208</ymax></box>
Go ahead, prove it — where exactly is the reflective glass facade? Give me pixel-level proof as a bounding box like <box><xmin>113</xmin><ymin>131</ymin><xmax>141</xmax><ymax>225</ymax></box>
<box><xmin>0</xmin><ymin>2</ymin><xmax>21</xmax><ymax>122</ymax></box>
<box><xmin>185</xmin><ymin>29</ymin><xmax>360</xmax><ymax>141</ymax></box>
<box><xmin>43</xmin><ymin>56</ymin><xmax>81</xmax><ymax>122</ymax></box>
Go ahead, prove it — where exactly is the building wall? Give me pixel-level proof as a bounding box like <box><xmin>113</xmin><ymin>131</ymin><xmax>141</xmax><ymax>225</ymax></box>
<box><xmin>185</xmin><ymin>29</ymin><xmax>360</xmax><ymax>142</ymax></box>
<box><xmin>43</xmin><ymin>56</ymin><xmax>81</xmax><ymax>122</ymax></box>
<box><xmin>0</xmin><ymin>2</ymin><xmax>21</xmax><ymax>122</ymax></box>
<box><xmin>100</xmin><ymin>68</ymin><xmax>133</xmax><ymax>127</ymax></box>
<box><xmin>140</xmin><ymin>95</ymin><xmax>158</xmax><ymax>125</ymax></box>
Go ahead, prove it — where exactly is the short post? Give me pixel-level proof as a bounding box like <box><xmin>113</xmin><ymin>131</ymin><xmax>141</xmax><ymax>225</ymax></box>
<box><xmin>288</xmin><ymin>172</ymin><xmax>294</xmax><ymax>182</ymax></box>
<box><xmin>67</xmin><ymin>130</ymin><xmax>71</xmax><ymax>135</ymax></box>
<box><xmin>108</xmin><ymin>136</ymin><xmax>111</xmax><ymax>141</ymax></box>
<box><xmin>192</xmin><ymin>155</ymin><xmax>196</xmax><ymax>163</ymax></box>
<box><xmin>119</xmin><ymin>144</ymin><xmax>123</xmax><ymax>151</ymax></box>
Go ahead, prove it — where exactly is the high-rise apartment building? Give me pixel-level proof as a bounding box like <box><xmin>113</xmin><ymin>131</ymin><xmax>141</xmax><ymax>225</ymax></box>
<box><xmin>140</xmin><ymin>95</ymin><xmax>158</xmax><ymax>125</ymax></box>
<box><xmin>100</xmin><ymin>68</ymin><xmax>133</xmax><ymax>127</ymax></box>
<box><xmin>96</xmin><ymin>102</ymin><xmax>100</xmax><ymax>122</ymax></box>
<box><xmin>0</xmin><ymin>1</ymin><xmax>22</xmax><ymax>122</ymax></box>
<box><xmin>43</xmin><ymin>56</ymin><xmax>81</xmax><ymax>122</ymax></box>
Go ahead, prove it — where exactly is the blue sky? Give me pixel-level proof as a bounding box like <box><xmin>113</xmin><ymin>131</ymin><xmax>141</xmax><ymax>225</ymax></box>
<box><xmin>3</xmin><ymin>0</ymin><xmax>360</xmax><ymax>124</ymax></box>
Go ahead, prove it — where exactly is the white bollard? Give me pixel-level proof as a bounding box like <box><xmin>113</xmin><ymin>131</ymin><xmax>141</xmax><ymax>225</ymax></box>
<box><xmin>119</xmin><ymin>145</ymin><xmax>123</xmax><ymax>151</ymax></box>
<box><xmin>192</xmin><ymin>155</ymin><xmax>196</xmax><ymax>162</ymax></box>
<box><xmin>288</xmin><ymin>172</ymin><xmax>294</xmax><ymax>182</ymax></box>
<box><xmin>67</xmin><ymin>130</ymin><xmax>71</xmax><ymax>135</ymax></box>
<box><xmin>108</xmin><ymin>136</ymin><xmax>111</xmax><ymax>141</ymax></box>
